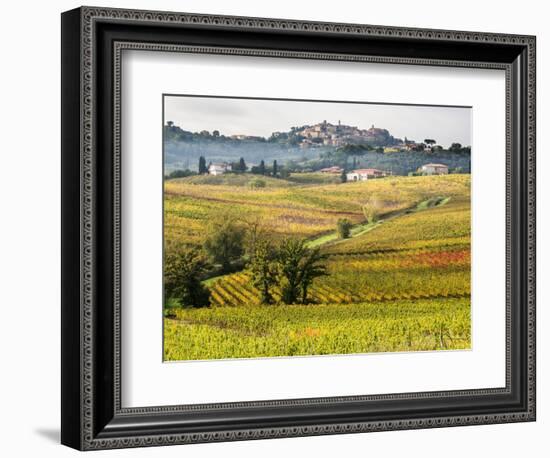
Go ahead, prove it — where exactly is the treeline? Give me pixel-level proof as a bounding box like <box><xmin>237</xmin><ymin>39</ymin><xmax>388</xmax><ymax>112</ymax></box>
<box><xmin>292</xmin><ymin>149</ymin><xmax>471</xmax><ymax>175</ymax></box>
<box><xmin>166</xmin><ymin>157</ymin><xmax>292</xmax><ymax>180</ymax></box>
<box><xmin>164</xmin><ymin>217</ymin><xmax>327</xmax><ymax>308</ymax></box>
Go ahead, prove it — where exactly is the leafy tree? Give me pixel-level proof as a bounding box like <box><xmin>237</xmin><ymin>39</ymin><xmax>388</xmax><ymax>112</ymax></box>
<box><xmin>277</xmin><ymin>239</ymin><xmax>327</xmax><ymax>304</ymax></box>
<box><xmin>168</xmin><ymin>169</ymin><xmax>196</xmax><ymax>179</ymax></box>
<box><xmin>166</xmin><ymin>120</ymin><xmax>174</xmax><ymax>127</ymax></box>
<box><xmin>248</xmin><ymin>178</ymin><xmax>266</xmax><ymax>188</ymax></box>
<box><xmin>198</xmin><ymin>156</ymin><xmax>207</xmax><ymax>174</ymax></box>
<box><xmin>164</xmin><ymin>249</ymin><xmax>211</xmax><ymax>307</ymax></box>
<box><xmin>424</xmin><ymin>139</ymin><xmax>436</xmax><ymax>145</ymax></box>
<box><xmin>336</xmin><ymin>144</ymin><xmax>371</xmax><ymax>156</ymax></box>
<box><xmin>203</xmin><ymin>217</ymin><xmax>245</xmax><ymax>273</ymax></box>
<box><xmin>337</xmin><ymin>218</ymin><xmax>352</xmax><ymax>239</ymax></box>
<box><xmin>449</xmin><ymin>142</ymin><xmax>463</xmax><ymax>152</ymax></box>
<box><xmin>279</xmin><ymin>167</ymin><xmax>290</xmax><ymax>179</ymax></box>
<box><xmin>272</xmin><ymin>160</ymin><xmax>278</xmax><ymax>177</ymax></box>
<box><xmin>340</xmin><ymin>169</ymin><xmax>347</xmax><ymax>183</ymax></box>
<box><xmin>212</xmin><ymin>130</ymin><xmax>220</xmax><ymax>137</ymax></box>
<box><xmin>247</xmin><ymin>239</ymin><xmax>278</xmax><ymax>304</ymax></box>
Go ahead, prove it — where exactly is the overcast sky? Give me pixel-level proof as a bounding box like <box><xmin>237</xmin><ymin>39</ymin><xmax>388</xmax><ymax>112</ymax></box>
<box><xmin>164</xmin><ymin>95</ymin><xmax>471</xmax><ymax>146</ymax></box>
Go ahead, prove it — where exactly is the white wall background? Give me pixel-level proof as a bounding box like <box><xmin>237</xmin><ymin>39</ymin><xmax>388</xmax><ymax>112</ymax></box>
<box><xmin>0</xmin><ymin>0</ymin><xmax>545</xmax><ymax>456</ymax></box>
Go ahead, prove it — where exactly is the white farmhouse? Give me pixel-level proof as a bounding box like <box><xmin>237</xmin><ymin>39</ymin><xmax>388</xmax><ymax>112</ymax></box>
<box><xmin>420</xmin><ymin>163</ymin><xmax>449</xmax><ymax>175</ymax></box>
<box><xmin>208</xmin><ymin>162</ymin><xmax>232</xmax><ymax>176</ymax></box>
<box><xmin>346</xmin><ymin>168</ymin><xmax>387</xmax><ymax>182</ymax></box>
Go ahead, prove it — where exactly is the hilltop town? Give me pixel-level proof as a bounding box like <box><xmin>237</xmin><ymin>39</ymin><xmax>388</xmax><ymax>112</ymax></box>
<box><xmin>164</xmin><ymin>120</ymin><xmax>471</xmax><ymax>177</ymax></box>
<box><xmin>274</xmin><ymin>120</ymin><xmax>398</xmax><ymax>148</ymax></box>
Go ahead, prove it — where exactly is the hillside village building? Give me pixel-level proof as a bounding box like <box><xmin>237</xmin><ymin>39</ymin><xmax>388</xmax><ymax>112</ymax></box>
<box><xmin>297</xmin><ymin>121</ymin><xmax>395</xmax><ymax>148</ymax></box>
<box><xmin>208</xmin><ymin>162</ymin><xmax>232</xmax><ymax>176</ymax></box>
<box><xmin>420</xmin><ymin>163</ymin><xmax>449</xmax><ymax>175</ymax></box>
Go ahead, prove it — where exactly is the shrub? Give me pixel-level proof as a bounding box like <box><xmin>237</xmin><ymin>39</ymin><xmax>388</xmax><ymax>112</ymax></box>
<box><xmin>248</xmin><ymin>178</ymin><xmax>266</xmax><ymax>188</ymax></box>
<box><xmin>336</xmin><ymin>218</ymin><xmax>352</xmax><ymax>239</ymax></box>
<box><xmin>362</xmin><ymin>197</ymin><xmax>382</xmax><ymax>223</ymax></box>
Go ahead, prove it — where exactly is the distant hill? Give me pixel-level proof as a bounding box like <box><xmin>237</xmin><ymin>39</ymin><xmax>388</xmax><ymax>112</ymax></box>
<box><xmin>164</xmin><ymin>121</ymin><xmax>470</xmax><ymax>175</ymax></box>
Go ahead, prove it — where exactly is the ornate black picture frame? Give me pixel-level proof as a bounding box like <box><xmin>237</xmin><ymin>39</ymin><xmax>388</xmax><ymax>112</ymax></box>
<box><xmin>61</xmin><ymin>6</ymin><xmax>536</xmax><ymax>450</ymax></box>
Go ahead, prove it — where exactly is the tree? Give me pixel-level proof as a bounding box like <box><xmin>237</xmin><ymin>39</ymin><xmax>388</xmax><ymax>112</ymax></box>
<box><xmin>337</xmin><ymin>218</ymin><xmax>352</xmax><ymax>239</ymax></box>
<box><xmin>277</xmin><ymin>239</ymin><xmax>327</xmax><ymax>304</ymax></box>
<box><xmin>340</xmin><ymin>168</ymin><xmax>347</xmax><ymax>183</ymax></box>
<box><xmin>298</xmin><ymin>247</ymin><xmax>328</xmax><ymax>304</ymax></box>
<box><xmin>238</xmin><ymin>157</ymin><xmax>247</xmax><ymax>172</ymax></box>
<box><xmin>449</xmin><ymin>142</ymin><xmax>463</xmax><ymax>152</ymax></box>
<box><xmin>164</xmin><ymin>249</ymin><xmax>211</xmax><ymax>307</ymax></box>
<box><xmin>247</xmin><ymin>239</ymin><xmax>278</xmax><ymax>304</ymax></box>
<box><xmin>258</xmin><ymin>160</ymin><xmax>266</xmax><ymax>175</ymax></box>
<box><xmin>212</xmin><ymin>130</ymin><xmax>220</xmax><ymax>137</ymax></box>
<box><xmin>363</xmin><ymin>196</ymin><xmax>382</xmax><ymax>223</ymax></box>
<box><xmin>248</xmin><ymin>178</ymin><xmax>266</xmax><ymax>188</ymax></box>
<box><xmin>168</xmin><ymin>169</ymin><xmax>196</xmax><ymax>179</ymax></box>
<box><xmin>203</xmin><ymin>217</ymin><xmax>245</xmax><ymax>273</ymax></box>
<box><xmin>198</xmin><ymin>156</ymin><xmax>207</xmax><ymax>174</ymax></box>
<box><xmin>424</xmin><ymin>138</ymin><xmax>436</xmax><ymax>145</ymax></box>
<box><xmin>166</xmin><ymin>120</ymin><xmax>174</xmax><ymax>128</ymax></box>
<box><xmin>272</xmin><ymin>160</ymin><xmax>278</xmax><ymax>177</ymax></box>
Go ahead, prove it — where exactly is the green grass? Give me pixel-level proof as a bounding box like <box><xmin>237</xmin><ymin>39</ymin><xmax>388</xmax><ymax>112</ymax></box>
<box><xmin>164</xmin><ymin>297</ymin><xmax>471</xmax><ymax>360</ymax></box>
<box><xmin>172</xmin><ymin>173</ymin><xmax>293</xmax><ymax>187</ymax></box>
<box><xmin>287</xmin><ymin>172</ymin><xmax>342</xmax><ymax>185</ymax></box>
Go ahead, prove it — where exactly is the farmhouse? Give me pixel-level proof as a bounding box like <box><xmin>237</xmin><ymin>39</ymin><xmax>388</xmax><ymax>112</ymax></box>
<box><xmin>319</xmin><ymin>166</ymin><xmax>343</xmax><ymax>174</ymax></box>
<box><xmin>346</xmin><ymin>168</ymin><xmax>388</xmax><ymax>182</ymax></box>
<box><xmin>208</xmin><ymin>162</ymin><xmax>232</xmax><ymax>176</ymax></box>
<box><xmin>420</xmin><ymin>163</ymin><xmax>449</xmax><ymax>175</ymax></box>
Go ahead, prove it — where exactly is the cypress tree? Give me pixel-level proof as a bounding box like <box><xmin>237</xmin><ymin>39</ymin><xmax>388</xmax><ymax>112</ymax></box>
<box><xmin>198</xmin><ymin>156</ymin><xmax>207</xmax><ymax>174</ymax></box>
<box><xmin>238</xmin><ymin>157</ymin><xmax>247</xmax><ymax>172</ymax></box>
<box><xmin>340</xmin><ymin>168</ymin><xmax>347</xmax><ymax>183</ymax></box>
<box><xmin>272</xmin><ymin>160</ymin><xmax>278</xmax><ymax>177</ymax></box>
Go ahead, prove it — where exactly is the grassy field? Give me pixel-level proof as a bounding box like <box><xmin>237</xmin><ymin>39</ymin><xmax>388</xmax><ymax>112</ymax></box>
<box><xmin>164</xmin><ymin>173</ymin><xmax>471</xmax><ymax>361</ymax></box>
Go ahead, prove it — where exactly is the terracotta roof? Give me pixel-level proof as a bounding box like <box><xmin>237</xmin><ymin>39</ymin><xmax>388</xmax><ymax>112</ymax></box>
<box><xmin>351</xmin><ymin>168</ymin><xmax>384</xmax><ymax>174</ymax></box>
<box><xmin>422</xmin><ymin>163</ymin><xmax>448</xmax><ymax>167</ymax></box>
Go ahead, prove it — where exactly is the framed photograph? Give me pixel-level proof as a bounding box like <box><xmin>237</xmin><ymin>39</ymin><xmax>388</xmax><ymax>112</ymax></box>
<box><xmin>61</xmin><ymin>6</ymin><xmax>536</xmax><ymax>450</ymax></box>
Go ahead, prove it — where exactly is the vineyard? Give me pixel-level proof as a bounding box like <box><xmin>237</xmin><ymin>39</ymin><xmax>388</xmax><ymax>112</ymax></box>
<box><xmin>164</xmin><ymin>174</ymin><xmax>470</xmax><ymax>252</ymax></box>
<box><xmin>164</xmin><ymin>173</ymin><xmax>472</xmax><ymax>360</ymax></box>
<box><xmin>164</xmin><ymin>298</ymin><xmax>471</xmax><ymax>360</ymax></box>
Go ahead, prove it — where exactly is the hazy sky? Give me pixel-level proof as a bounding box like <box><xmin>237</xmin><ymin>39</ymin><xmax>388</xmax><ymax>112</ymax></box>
<box><xmin>164</xmin><ymin>95</ymin><xmax>471</xmax><ymax>147</ymax></box>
